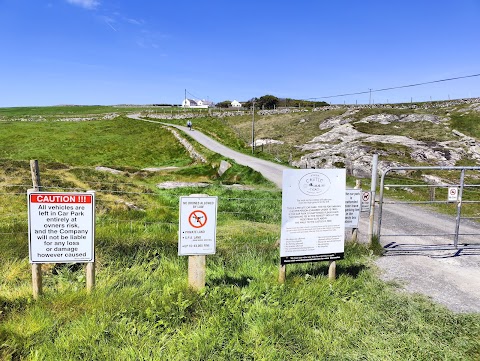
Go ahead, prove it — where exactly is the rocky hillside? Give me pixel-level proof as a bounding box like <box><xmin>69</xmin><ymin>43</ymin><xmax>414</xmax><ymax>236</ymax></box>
<box><xmin>279</xmin><ymin>98</ymin><xmax>480</xmax><ymax>178</ymax></box>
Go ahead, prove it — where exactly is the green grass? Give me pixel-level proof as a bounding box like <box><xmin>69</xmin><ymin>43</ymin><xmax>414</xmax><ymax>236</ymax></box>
<box><xmin>1</xmin><ymin>107</ymin><xmax>480</xmax><ymax>360</ymax></box>
<box><xmin>353</xmin><ymin>121</ymin><xmax>452</xmax><ymax>142</ymax></box>
<box><xmin>450</xmin><ymin>112</ymin><xmax>480</xmax><ymax>138</ymax></box>
<box><xmin>0</xmin><ymin>116</ymin><xmax>192</xmax><ymax>168</ymax></box>
<box><xmin>0</xmin><ymin>105</ymin><xmax>191</xmax><ymax>119</ymax></box>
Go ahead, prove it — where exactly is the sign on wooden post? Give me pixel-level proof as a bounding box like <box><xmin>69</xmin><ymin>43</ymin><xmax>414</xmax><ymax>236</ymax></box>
<box><xmin>179</xmin><ymin>195</ymin><xmax>218</xmax><ymax>290</ymax></box>
<box><xmin>279</xmin><ymin>169</ymin><xmax>346</xmax><ymax>282</ymax></box>
<box><xmin>28</xmin><ymin>192</ymin><xmax>95</xmax><ymax>263</ymax></box>
<box><xmin>27</xmin><ymin>188</ymin><xmax>96</xmax><ymax>295</ymax></box>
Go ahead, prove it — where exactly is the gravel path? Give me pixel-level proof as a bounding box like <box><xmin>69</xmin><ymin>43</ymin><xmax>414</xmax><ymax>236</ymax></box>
<box><xmin>357</xmin><ymin>204</ymin><xmax>480</xmax><ymax>313</ymax></box>
<box><xmin>130</xmin><ymin>114</ymin><xmax>480</xmax><ymax>313</ymax></box>
<box><xmin>128</xmin><ymin>114</ymin><xmax>289</xmax><ymax>187</ymax></box>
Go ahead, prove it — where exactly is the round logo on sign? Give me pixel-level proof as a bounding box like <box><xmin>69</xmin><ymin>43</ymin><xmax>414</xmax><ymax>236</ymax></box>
<box><xmin>298</xmin><ymin>172</ymin><xmax>331</xmax><ymax>196</ymax></box>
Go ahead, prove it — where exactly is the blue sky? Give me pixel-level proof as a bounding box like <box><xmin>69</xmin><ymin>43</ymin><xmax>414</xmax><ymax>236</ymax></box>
<box><xmin>0</xmin><ymin>0</ymin><xmax>479</xmax><ymax>107</ymax></box>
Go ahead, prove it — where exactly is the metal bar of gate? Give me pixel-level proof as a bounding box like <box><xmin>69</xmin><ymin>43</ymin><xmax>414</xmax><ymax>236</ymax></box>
<box><xmin>454</xmin><ymin>169</ymin><xmax>465</xmax><ymax>248</ymax></box>
<box><xmin>377</xmin><ymin>166</ymin><xmax>480</xmax><ymax>245</ymax></box>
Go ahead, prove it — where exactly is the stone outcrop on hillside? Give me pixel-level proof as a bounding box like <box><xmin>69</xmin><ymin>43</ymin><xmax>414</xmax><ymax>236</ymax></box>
<box><xmin>292</xmin><ymin>102</ymin><xmax>480</xmax><ymax>178</ymax></box>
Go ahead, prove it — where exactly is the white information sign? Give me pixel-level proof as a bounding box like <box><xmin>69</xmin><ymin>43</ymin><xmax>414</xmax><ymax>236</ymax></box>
<box><xmin>28</xmin><ymin>192</ymin><xmax>95</xmax><ymax>263</ymax></box>
<box><xmin>448</xmin><ymin>187</ymin><xmax>459</xmax><ymax>202</ymax></box>
<box><xmin>179</xmin><ymin>196</ymin><xmax>218</xmax><ymax>255</ymax></box>
<box><xmin>345</xmin><ymin>189</ymin><xmax>361</xmax><ymax>228</ymax></box>
<box><xmin>361</xmin><ymin>191</ymin><xmax>371</xmax><ymax>212</ymax></box>
<box><xmin>280</xmin><ymin>169</ymin><xmax>346</xmax><ymax>264</ymax></box>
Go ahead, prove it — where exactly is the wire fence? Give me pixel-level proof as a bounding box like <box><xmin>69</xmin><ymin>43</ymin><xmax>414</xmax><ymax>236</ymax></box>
<box><xmin>0</xmin><ymin>177</ymin><xmax>283</xmax><ymax>242</ymax></box>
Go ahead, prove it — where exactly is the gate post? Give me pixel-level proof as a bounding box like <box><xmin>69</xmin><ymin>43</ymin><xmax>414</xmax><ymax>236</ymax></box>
<box><xmin>368</xmin><ymin>154</ymin><xmax>378</xmax><ymax>244</ymax></box>
<box><xmin>454</xmin><ymin>169</ymin><xmax>466</xmax><ymax>248</ymax></box>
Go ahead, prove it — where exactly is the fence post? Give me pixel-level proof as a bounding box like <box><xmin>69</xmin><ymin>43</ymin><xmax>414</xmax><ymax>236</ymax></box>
<box><xmin>86</xmin><ymin>190</ymin><xmax>96</xmax><ymax>293</ymax></box>
<box><xmin>30</xmin><ymin>160</ymin><xmax>43</xmax><ymax>299</ymax></box>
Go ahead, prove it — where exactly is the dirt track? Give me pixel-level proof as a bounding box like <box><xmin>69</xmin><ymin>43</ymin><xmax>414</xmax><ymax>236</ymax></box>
<box><xmin>131</xmin><ymin>115</ymin><xmax>480</xmax><ymax>313</ymax></box>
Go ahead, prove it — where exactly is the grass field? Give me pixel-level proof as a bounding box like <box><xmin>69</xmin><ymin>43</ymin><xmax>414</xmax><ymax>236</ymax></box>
<box><xmin>1</xmin><ymin>107</ymin><xmax>479</xmax><ymax>360</ymax></box>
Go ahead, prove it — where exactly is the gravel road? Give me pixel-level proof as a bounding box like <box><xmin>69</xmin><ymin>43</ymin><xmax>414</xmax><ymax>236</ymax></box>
<box><xmin>358</xmin><ymin>203</ymin><xmax>480</xmax><ymax>313</ymax></box>
<box><xmin>131</xmin><ymin>115</ymin><xmax>480</xmax><ymax>313</ymax></box>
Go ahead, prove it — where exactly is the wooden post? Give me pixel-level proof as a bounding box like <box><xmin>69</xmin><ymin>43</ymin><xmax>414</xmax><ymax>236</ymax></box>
<box><xmin>30</xmin><ymin>160</ymin><xmax>43</xmax><ymax>299</ymax></box>
<box><xmin>188</xmin><ymin>255</ymin><xmax>206</xmax><ymax>290</ymax></box>
<box><xmin>86</xmin><ymin>262</ymin><xmax>95</xmax><ymax>293</ymax></box>
<box><xmin>328</xmin><ymin>260</ymin><xmax>336</xmax><ymax>281</ymax></box>
<box><xmin>32</xmin><ymin>263</ymin><xmax>42</xmax><ymax>300</ymax></box>
<box><xmin>86</xmin><ymin>190</ymin><xmax>96</xmax><ymax>293</ymax></box>
<box><xmin>278</xmin><ymin>264</ymin><xmax>286</xmax><ymax>284</ymax></box>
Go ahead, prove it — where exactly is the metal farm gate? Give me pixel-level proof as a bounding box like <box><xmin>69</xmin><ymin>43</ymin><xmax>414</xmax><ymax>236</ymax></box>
<box><xmin>376</xmin><ymin>166</ymin><xmax>480</xmax><ymax>253</ymax></box>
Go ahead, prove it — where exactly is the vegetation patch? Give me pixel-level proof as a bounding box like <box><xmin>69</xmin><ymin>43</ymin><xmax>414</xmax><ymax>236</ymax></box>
<box><xmin>450</xmin><ymin>112</ymin><xmax>480</xmax><ymax>138</ymax></box>
<box><xmin>353</xmin><ymin>121</ymin><xmax>452</xmax><ymax>142</ymax></box>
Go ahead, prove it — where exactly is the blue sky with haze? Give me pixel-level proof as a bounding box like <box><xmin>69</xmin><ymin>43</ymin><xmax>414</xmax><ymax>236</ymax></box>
<box><xmin>0</xmin><ymin>0</ymin><xmax>479</xmax><ymax>106</ymax></box>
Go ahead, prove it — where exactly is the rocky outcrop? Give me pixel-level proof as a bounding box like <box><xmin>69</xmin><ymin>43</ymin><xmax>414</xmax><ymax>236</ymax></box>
<box><xmin>293</xmin><ymin>121</ymin><xmax>471</xmax><ymax>178</ymax></box>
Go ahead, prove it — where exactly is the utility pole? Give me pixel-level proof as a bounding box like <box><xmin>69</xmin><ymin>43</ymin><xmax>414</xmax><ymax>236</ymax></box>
<box><xmin>252</xmin><ymin>101</ymin><xmax>255</xmax><ymax>154</ymax></box>
<box><xmin>369</xmin><ymin>89</ymin><xmax>372</xmax><ymax>105</ymax></box>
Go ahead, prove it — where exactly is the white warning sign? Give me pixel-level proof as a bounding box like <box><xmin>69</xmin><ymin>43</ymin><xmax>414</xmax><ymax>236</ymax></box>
<box><xmin>179</xmin><ymin>196</ymin><xmax>218</xmax><ymax>255</ymax></box>
<box><xmin>345</xmin><ymin>189</ymin><xmax>361</xmax><ymax>228</ymax></box>
<box><xmin>448</xmin><ymin>187</ymin><xmax>459</xmax><ymax>202</ymax></box>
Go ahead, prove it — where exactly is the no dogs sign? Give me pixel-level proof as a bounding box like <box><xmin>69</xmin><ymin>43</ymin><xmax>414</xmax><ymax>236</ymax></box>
<box><xmin>179</xmin><ymin>196</ymin><xmax>218</xmax><ymax>255</ymax></box>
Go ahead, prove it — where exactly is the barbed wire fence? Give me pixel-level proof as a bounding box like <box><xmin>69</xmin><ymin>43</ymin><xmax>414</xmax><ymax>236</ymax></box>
<box><xmin>0</xmin><ymin>167</ymin><xmax>282</xmax><ymax>245</ymax></box>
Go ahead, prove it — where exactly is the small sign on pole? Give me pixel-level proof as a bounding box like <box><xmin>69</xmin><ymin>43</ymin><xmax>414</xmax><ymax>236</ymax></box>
<box><xmin>179</xmin><ymin>195</ymin><xmax>218</xmax><ymax>291</ymax></box>
<box><xmin>361</xmin><ymin>191</ymin><xmax>371</xmax><ymax>212</ymax></box>
<box><xmin>448</xmin><ymin>187</ymin><xmax>459</xmax><ymax>202</ymax></box>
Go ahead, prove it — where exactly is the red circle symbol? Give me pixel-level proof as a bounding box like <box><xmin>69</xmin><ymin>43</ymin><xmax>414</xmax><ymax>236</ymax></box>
<box><xmin>189</xmin><ymin>210</ymin><xmax>207</xmax><ymax>228</ymax></box>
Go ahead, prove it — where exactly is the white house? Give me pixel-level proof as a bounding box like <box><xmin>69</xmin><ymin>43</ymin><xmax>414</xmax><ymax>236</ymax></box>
<box><xmin>231</xmin><ymin>100</ymin><xmax>242</xmax><ymax>108</ymax></box>
<box><xmin>182</xmin><ymin>98</ymin><xmax>214</xmax><ymax>108</ymax></box>
<box><xmin>182</xmin><ymin>98</ymin><xmax>198</xmax><ymax>107</ymax></box>
<box><xmin>197</xmin><ymin>99</ymin><xmax>214</xmax><ymax>107</ymax></box>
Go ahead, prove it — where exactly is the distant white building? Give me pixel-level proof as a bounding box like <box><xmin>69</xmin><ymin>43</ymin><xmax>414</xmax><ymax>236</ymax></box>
<box><xmin>231</xmin><ymin>100</ymin><xmax>242</xmax><ymax>108</ymax></box>
<box><xmin>182</xmin><ymin>98</ymin><xmax>214</xmax><ymax>108</ymax></box>
<box><xmin>182</xmin><ymin>98</ymin><xmax>198</xmax><ymax>107</ymax></box>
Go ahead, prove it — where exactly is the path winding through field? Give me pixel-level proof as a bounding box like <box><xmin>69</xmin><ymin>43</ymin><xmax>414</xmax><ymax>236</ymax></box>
<box><xmin>129</xmin><ymin>114</ymin><xmax>480</xmax><ymax>313</ymax></box>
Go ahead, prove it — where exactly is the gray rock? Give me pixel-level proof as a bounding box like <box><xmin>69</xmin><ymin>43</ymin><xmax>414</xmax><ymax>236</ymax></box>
<box><xmin>218</xmin><ymin>160</ymin><xmax>232</xmax><ymax>176</ymax></box>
